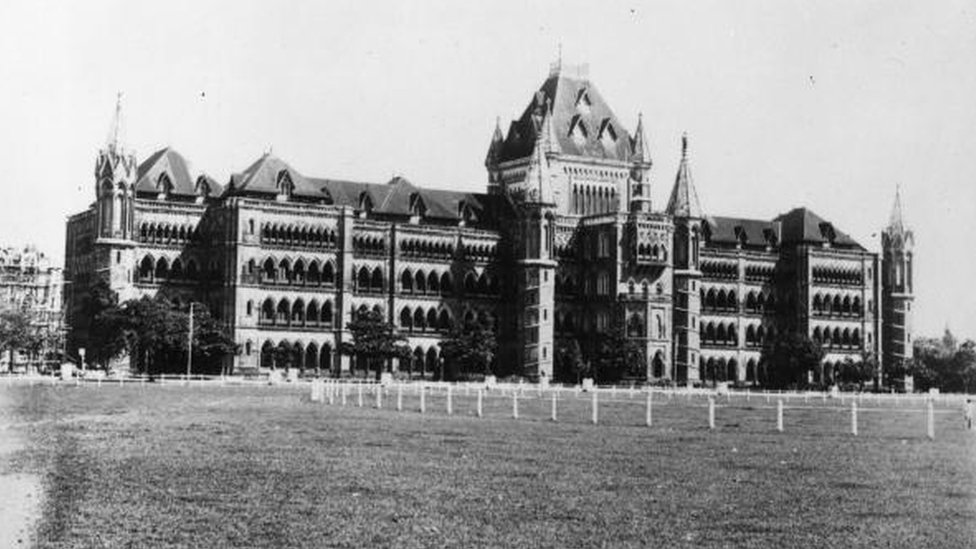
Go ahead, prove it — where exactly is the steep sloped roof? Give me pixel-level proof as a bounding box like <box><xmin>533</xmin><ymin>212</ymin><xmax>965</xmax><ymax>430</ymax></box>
<box><xmin>230</xmin><ymin>154</ymin><xmax>322</xmax><ymax>198</ymax></box>
<box><xmin>773</xmin><ymin>207</ymin><xmax>863</xmax><ymax>249</ymax></box>
<box><xmin>665</xmin><ymin>135</ymin><xmax>703</xmax><ymax>218</ymax></box>
<box><xmin>498</xmin><ymin>68</ymin><xmax>634</xmax><ymax>163</ymax></box>
<box><xmin>705</xmin><ymin>216</ymin><xmax>779</xmax><ymax>246</ymax></box>
<box><xmin>135</xmin><ymin>147</ymin><xmax>195</xmax><ymax>196</ymax></box>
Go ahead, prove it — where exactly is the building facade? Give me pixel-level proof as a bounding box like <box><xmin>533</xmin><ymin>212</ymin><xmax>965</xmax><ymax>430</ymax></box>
<box><xmin>65</xmin><ymin>63</ymin><xmax>905</xmax><ymax>383</ymax></box>
<box><xmin>0</xmin><ymin>245</ymin><xmax>64</xmax><ymax>369</ymax></box>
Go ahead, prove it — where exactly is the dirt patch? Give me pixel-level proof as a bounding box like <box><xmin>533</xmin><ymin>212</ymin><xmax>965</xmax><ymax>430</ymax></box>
<box><xmin>0</xmin><ymin>390</ymin><xmax>42</xmax><ymax>547</ymax></box>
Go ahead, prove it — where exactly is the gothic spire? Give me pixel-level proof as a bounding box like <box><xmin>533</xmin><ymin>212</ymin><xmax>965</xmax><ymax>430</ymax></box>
<box><xmin>666</xmin><ymin>132</ymin><xmax>704</xmax><ymax>218</ymax></box>
<box><xmin>631</xmin><ymin>113</ymin><xmax>650</xmax><ymax>163</ymax></box>
<box><xmin>485</xmin><ymin>117</ymin><xmax>505</xmax><ymax>168</ymax></box>
<box><xmin>888</xmin><ymin>185</ymin><xmax>907</xmax><ymax>233</ymax></box>
<box><xmin>106</xmin><ymin>92</ymin><xmax>125</xmax><ymax>153</ymax></box>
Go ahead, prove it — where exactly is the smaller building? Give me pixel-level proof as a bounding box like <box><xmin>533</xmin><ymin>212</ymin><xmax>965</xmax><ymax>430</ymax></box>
<box><xmin>0</xmin><ymin>245</ymin><xmax>64</xmax><ymax>371</ymax></box>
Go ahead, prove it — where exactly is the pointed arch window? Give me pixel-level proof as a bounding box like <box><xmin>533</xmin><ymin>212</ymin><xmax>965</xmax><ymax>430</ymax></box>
<box><xmin>157</xmin><ymin>173</ymin><xmax>173</xmax><ymax>200</ymax></box>
<box><xmin>358</xmin><ymin>192</ymin><xmax>374</xmax><ymax>218</ymax></box>
<box><xmin>276</xmin><ymin>170</ymin><xmax>294</xmax><ymax>200</ymax></box>
<box><xmin>409</xmin><ymin>193</ymin><xmax>427</xmax><ymax>222</ymax></box>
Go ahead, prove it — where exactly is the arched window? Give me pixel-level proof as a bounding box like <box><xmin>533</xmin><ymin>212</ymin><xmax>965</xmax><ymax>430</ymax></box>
<box><xmin>307</xmin><ymin>300</ymin><xmax>319</xmax><ymax>326</ymax></box>
<box><xmin>155</xmin><ymin>257</ymin><xmax>169</xmax><ymax>280</ymax></box>
<box><xmin>277</xmin><ymin>299</ymin><xmax>290</xmax><ymax>325</ymax></box>
<box><xmin>440</xmin><ymin>272</ymin><xmax>453</xmax><ymax>294</ymax></box>
<box><xmin>428</xmin><ymin>271</ymin><xmax>440</xmax><ymax>294</ymax></box>
<box><xmin>261</xmin><ymin>299</ymin><xmax>275</xmax><ymax>324</ymax></box>
<box><xmin>262</xmin><ymin>258</ymin><xmax>276</xmax><ymax>283</ymax></box>
<box><xmin>357</xmin><ymin>267</ymin><xmax>370</xmax><ymax>291</ymax></box>
<box><xmin>427</xmin><ymin>308</ymin><xmax>438</xmax><ymax>329</ymax></box>
<box><xmin>138</xmin><ymin>255</ymin><xmax>154</xmax><ymax>281</ymax></box>
<box><xmin>414</xmin><ymin>308</ymin><xmax>426</xmax><ymax>331</ymax></box>
<box><xmin>307</xmin><ymin>261</ymin><xmax>321</xmax><ymax>286</ymax></box>
<box><xmin>246</xmin><ymin>300</ymin><xmax>254</xmax><ymax>316</ymax></box>
<box><xmin>415</xmin><ymin>270</ymin><xmax>427</xmax><ymax>294</ymax></box>
<box><xmin>400</xmin><ymin>307</ymin><xmax>413</xmax><ymax>331</ymax></box>
<box><xmin>401</xmin><ymin>269</ymin><xmax>413</xmax><ymax>293</ymax></box>
<box><xmin>438</xmin><ymin>310</ymin><xmax>451</xmax><ymax>331</ymax></box>
<box><xmin>322</xmin><ymin>261</ymin><xmax>335</xmax><ymax>285</ymax></box>
<box><xmin>371</xmin><ymin>268</ymin><xmax>384</xmax><ymax>292</ymax></box>
<box><xmin>321</xmin><ymin>301</ymin><xmax>333</xmax><ymax>325</ymax></box>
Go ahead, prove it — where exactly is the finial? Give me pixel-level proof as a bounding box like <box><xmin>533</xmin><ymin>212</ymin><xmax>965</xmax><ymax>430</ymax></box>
<box><xmin>681</xmin><ymin>132</ymin><xmax>689</xmax><ymax>159</ymax></box>
<box><xmin>107</xmin><ymin>91</ymin><xmax>124</xmax><ymax>152</ymax></box>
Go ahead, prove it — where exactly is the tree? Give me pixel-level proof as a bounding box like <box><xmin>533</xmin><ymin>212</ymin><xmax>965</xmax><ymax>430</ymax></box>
<box><xmin>555</xmin><ymin>338</ymin><xmax>588</xmax><ymax>383</ymax></box>
<box><xmin>83</xmin><ymin>280</ymin><xmax>128</xmax><ymax>367</ymax></box>
<box><xmin>760</xmin><ymin>332</ymin><xmax>825</xmax><ymax>389</ymax></box>
<box><xmin>838</xmin><ymin>352</ymin><xmax>877</xmax><ymax>391</ymax></box>
<box><xmin>592</xmin><ymin>322</ymin><xmax>643</xmax><ymax>383</ymax></box>
<box><xmin>439</xmin><ymin>320</ymin><xmax>497</xmax><ymax>381</ymax></box>
<box><xmin>340</xmin><ymin>309</ymin><xmax>410</xmax><ymax>380</ymax></box>
<box><xmin>0</xmin><ymin>307</ymin><xmax>32</xmax><ymax>371</ymax></box>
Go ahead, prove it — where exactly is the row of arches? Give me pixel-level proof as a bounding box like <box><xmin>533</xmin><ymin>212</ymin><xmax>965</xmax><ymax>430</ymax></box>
<box><xmin>701</xmin><ymin>261</ymin><xmax>738</xmax><ymax>280</ymax></box>
<box><xmin>461</xmin><ymin>243</ymin><xmax>498</xmax><ymax>260</ymax></box>
<box><xmin>252</xmin><ymin>338</ymin><xmax>444</xmax><ymax>378</ymax></box>
<box><xmin>744</xmin><ymin>265</ymin><xmax>775</xmax><ymax>282</ymax></box>
<box><xmin>137</xmin><ymin>255</ymin><xmax>202</xmax><ymax>283</ymax></box>
<box><xmin>701</xmin><ymin>321</ymin><xmax>740</xmax><ymax>347</ymax></box>
<box><xmin>812</xmin><ymin>267</ymin><xmax>863</xmax><ymax>286</ymax></box>
<box><xmin>400</xmin><ymin>306</ymin><xmax>452</xmax><ymax>333</ymax></box>
<box><xmin>812</xmin><ymin>326</ymin><xmax>862</xmax><ymax>349</ymax></box>
<box><xmin>401</xmin><ymin>268</ymin><xmax>453</xmax><ymax>295</ymax></box>
<box><xmin>812</xmin><ymin>293</ymin><xmax>863</xmax><ymax>318</ymax></box>
<box><xmin>353</xmin><ymin>235</ymin><xmax>385</xmax><ymax>254</ymax></box>
<box><xmin>701</xmin><ymin>288</ymin><xmax>777</xmax><ymax>314</ymax></box>
<box><xmin>700</xmin><ymin>357</ymin><xmax>760</xmax><ymax>383</ymax></box>
<box><xmin>572</xmin><ymin>184</ymin><xmax>618</xmax><ymax>216</ymax></box>
<box><xmin>635</xmin><ymin>243</ymin><xmax>668</xmax><ymax>262</ymax></box>
<box><xmin>260</xmin><ymin>223</ymin><xmax>338</xmax><ymax>249</ymax></box>
<box><xmin>251</xmin><ymin>257</ymin><xmax>337</xmax><ymax>287</ymax></box>
<box><xmin>256</xmin><ymin>297</ymin><xmax>335</xmax><ymax>328</ymax></box>
<box><xmin>400</xmin><ymin>239</ymin><xmax>454</xmax><ymax>258</ymax></box>
<box><xmin>138</xmin><ymin>222</ymin><xmax>200</xmax><ymax>245</ymax></box>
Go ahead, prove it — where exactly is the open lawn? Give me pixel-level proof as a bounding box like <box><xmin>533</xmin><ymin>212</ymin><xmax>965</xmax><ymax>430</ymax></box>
<box><xmin>1</xmin><ymin>381</ymin><xmax>975</xmax><ymax>548</ymax></box>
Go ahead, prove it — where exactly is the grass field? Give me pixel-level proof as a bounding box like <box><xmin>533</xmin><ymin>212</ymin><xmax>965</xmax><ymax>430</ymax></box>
<box><xmin>2</xmin><ymin>381</ymin><xmax>975</xmax><ymax>548</ymax></box>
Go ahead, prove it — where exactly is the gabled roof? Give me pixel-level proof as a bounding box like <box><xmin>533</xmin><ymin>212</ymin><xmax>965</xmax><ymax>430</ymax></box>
<box><xmin>135</xmin><ymin>147</ymin><xmax>196</xmax><ymax>196</ymax></box>
<box><xmin>705</xmin><ymin>216</ymin><xmax>779</xmax><ymax>247</ymax></box>
<box><xmin>665</xmin><ymin>135</ymin><xmax>703</xmax><ymax>218</ymax></box>
<box><xmin>229</xmin><ymin>154</ymin><xmax>322</xmax><ymax>198</ymax></box>
<box><xmin>498</xmin><ymin>67</ymin><xmax>633</xmax><ymax>163</ymax></box>
<box><xmin>773</xmin><ymin>207</ymin><xmax>863</xmax><ymax>249</ymax></box>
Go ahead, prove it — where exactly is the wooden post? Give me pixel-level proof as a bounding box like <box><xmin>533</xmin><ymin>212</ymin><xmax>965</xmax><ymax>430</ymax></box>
<box><xmin>328</xmin><ymin>382</ymin><xmax>335</xmax><ymax>405</ymax></box>
<box><xmin>512</xmin><ymin>391</ymin><xmax>519</xmax><ymax>419</ymax></box>
<box><xmin>926</xmin><ymin>400</ymin><xmax>935</xmax><ymax>440</ymax></box>
<box><xmin>708</xmin><ymin>396</ymin><xmax>716</xmax><ymax>429</ymax></box>
<box><xmin>851</xmin><ymin>400</ymin><xmax>858</xmax><ymax>436</ymax></box>
<box><xmin>357</xmin><ymin>383</ymin><xmax>364</xmax><ymax>407</ymax></box>
<box><xmin>341</xmin><ymin>383</ymin><xmax>347</xmax><ymax>406</ymax></box>
<box><xmin>396</xmin><ymin>383</ymin><xmax>403</xmax><ymax>411</ymax></box>
<box><xmin>419</xmin><ymin>384</ymin><xmax>426</xmax><ymax>414</ymax></box>
<box><xmin>551</xmin><ymin>391</ymin><xmax>557</xmax><ymax>422</ymax></box>
<box><xmin>375</xmin><ymin>383</ymin><xmax>382</xmax><ymax>409</ymax></box>
<box><xmin>591</xmin><ymin>390</ymin><xmax>598</xmax><ymax>425</ymax></box>
<box><xmin>446</xmin><ymin>385</ymin><xmax>453</xmax><ymax>415</ymax></box>
<box><xmin>776</xmin><ymin>399</ymin><xmax>784</xmax><ymax>432</ymax></box>
<box><xmin>476</xmin><ymin>389</ymin><xmax>483</xmax><ymax>418</ymax></box>
<box><xmin>645</xmin><ymin>391</ymin><xmax>652</xmax><ymax>427</ymax></box>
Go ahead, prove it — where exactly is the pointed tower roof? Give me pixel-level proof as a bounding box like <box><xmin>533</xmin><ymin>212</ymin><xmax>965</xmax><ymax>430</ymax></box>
<box><xmin>887</xmin><ymin>185</ymin><xmax>908</xmax><ymax>233</ymax></box>
<box><xmin>485</xmin><ymin>117</ymin><xmax>505</xmax><ymax>168</ymax></box>
<box><xmin>666</xmin><ymin>133</ymin><xmax>704</xmax><ymax>218</ymax></box>
<box><xmin>106</xmin><ymin>92</ymin><xmax>125</xmax><ymax>153</ymax></box>
<box><xmin>498</xmin><ymin>63</ymin><xmax>633</xmax><ymax>162</ymax></box>
<box><xmin>630</xmin><ymin>113</ymin><xmax>650</xmax><ymax>163</ymax></box>
<box><xmin>135</xmin><ymin>147</ymin><xmax>196</xmax><ymax>196</ymax></box>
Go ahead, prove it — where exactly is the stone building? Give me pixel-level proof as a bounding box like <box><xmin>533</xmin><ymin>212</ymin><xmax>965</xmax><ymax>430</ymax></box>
<box><xmin>64</xmin><ymin>62</ymin><xmax>906</xmax><ymax>383</ymax></box>
<box><xmin>0</xmin><ymin>245</ymin><xmax>64</xmax><ymax>369</ymax></box>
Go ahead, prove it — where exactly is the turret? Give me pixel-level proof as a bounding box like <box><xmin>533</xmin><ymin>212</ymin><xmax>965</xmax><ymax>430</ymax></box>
<box><xmin>628</xmin><ymin>114</ymin><xmax>652</xmax><ymax>213</ymax></box>
<box><xmin>881</xmin><ymin>186</ymin><xmax>915</xmax><ymax>382</ymax></box>
<box><xmin>666</xmin><ymin>133</ymin><xmax>704</xmax><ymax>383</ymax></box>
<box><xmin>95</xmin><ymin>94</ymin><xmax>137</xmax><ymax>241</ymax></box>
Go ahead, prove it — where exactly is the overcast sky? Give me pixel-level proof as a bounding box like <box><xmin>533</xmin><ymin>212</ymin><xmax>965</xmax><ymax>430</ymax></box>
<box><xmin>0</xmin><ymin>0</ymin><xmax>973</xmax><ymax>339</ymax></box>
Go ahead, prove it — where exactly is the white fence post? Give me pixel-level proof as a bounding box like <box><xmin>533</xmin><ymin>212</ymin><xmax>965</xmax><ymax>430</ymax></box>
<box><xmin>419</xmin><ymin>384</ymin><xmax>426</xmax><ymax>414</ymax></box>
<box><xmin>375</xmin><ymin>383</ymin><xmax>382</xmax><ymax>409</ymax></box>
<box><xmin>851</xmin><ymin>400</ymin><xmax>858</xmax><ymax>436</ymax></box>
<box><xmin>341</xmin><ymin>383</ymin><xmax>348</xmax><ymax>406</ymax></box>
<box><xmin>357</xmin><ymin>383</ymin><xmax>364</xmax><ymax>407</ymax></box>
<box><xmin>512</xmin><ymin>391</ymin><xmax>519</xmax><ymax>419</ymax></box>
<box><xmin>396</xmin><ymin>383</ymin><xmax>403</xmax><ymax>411</ymax></box>
<box><xmin>476</xmin><ymin>389</ymin><xmax>483</xmax><ymax>418</ymax></box>
<box><xmin>708</xmin><ymin>396</ymin><xmax>716</xmax><ymax>429</ymax></box>
<box><xmin>776</xmin><ymin>399</ymin><xmax>784</xmax><ymax>432</ymax></box>
<box><xmin>926</xmin><ymin>400</ymin><xmax>935</xmax><ymax>440</ymax></box>
<box><xmin>446</xmin><ymin>385</ymin><xmax>453</xmax><ymax>415</ymax></box>
<box><xmin>645</xmin><ymin>391</ymin><xmax>653</xmax><ymax>427</ymax></box>
<box><xmin>591</xmin><ymin>390</ymin><xmax>598</xmax><ymax>425</ymax></box>
<box><xmin>551</xmin><ymin>391</ymin><xmax>557</xmax><ymax>422</ymax></box>
<box><xmin>328</xmin><ymin>381</ymin><xmax>335</xmax><ymax>405</ymax></box>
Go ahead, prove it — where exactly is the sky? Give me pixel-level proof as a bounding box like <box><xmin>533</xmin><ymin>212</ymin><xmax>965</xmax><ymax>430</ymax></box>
<box><xmin>0</xmin><ymin>0</ymin><xmax>974</xmax><ymax>339</ymax></box>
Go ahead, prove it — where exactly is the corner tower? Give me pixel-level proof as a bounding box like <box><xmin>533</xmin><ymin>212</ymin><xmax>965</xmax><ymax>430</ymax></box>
<box><xmin>94</xmin><ymin>94</ymin><xmax>138</xmax><ymax>292</ymax></box>
<box><xmin>881</xmin><ymin>187</ymin><xmax>914</xmax><ymax>381</ymax></box>
<box><xmin>666</xmin><ymin>134</ymin><xmax>704</xmax><ymax>383</ymax></box>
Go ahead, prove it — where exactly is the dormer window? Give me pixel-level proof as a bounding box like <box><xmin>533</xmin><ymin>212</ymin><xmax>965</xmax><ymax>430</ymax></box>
<box><xmin>733</xmin><ymin>226</ymin><xmax>748</xmax><ymax>246</ymax></box>
<box><xmin>575</xmin><ymin>88</ymin><xmax>592</xmax><ymax>114</ymax></box>
<box><xmin>156</xmin><ymin>173</ymin><xmax>173</xmax><ymax>200</ymax></box>
<box><xmin>320</xmin><ymin>187</ymin><xmax>334</xmax><ymax>205</ymax></box>
<box><xmin>819</xmin><ymin>222</ymin><xmax>836</xmax><ymax>246</ymax></box>
<box><xmin>569</xmin><ymin>115</ymin><xmax>589</xmax><ymax>145</ymax></box>
<box><xmin>358</xmin><ymin>192</ymin><xmax>373</xmax><ymax>218</ymax></box>
<box><xmin>409</xmin><ymin>192</ymin><xmax>426</xmax><ymax>224</ymax></box>
<box><xmin>195</xmin><ymin>176</ymin><xmax>211</xmax><ymax>204</ymax></box>
<box><xmin>276</xmin><ymin>170</ymin><xmax>294</xmax><ymax>201</ymax></box>
<box><xmin>762</xmin><ymin>228</ymin><xmax>778</xmax><ymax>248</ymax></box>
<box><xmin>458</xmin><ymin>201</ymin><xmax>478</xmax><ymax>227</ymax></box>
<box><xmin>599</xmin><ymin>119</ymin><xmax>617</xmax><ymax>146</ymax></box>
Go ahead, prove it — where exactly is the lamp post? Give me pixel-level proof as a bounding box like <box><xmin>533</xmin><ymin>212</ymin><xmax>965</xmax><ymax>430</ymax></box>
<box><xmin>186</xmin><ymin>302</ymin><xmax>194</xmax><ymax>379</ymax></box>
